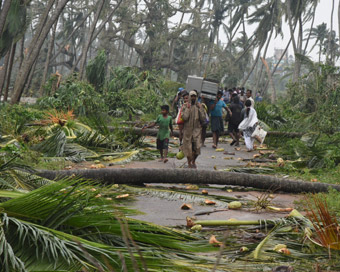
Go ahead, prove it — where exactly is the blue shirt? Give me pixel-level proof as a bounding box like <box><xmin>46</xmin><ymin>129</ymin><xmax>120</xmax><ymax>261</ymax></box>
<box><xmin>210</xmin><ymin>100</ymin><xmax>226</xmax><ymax>117</ymax></box>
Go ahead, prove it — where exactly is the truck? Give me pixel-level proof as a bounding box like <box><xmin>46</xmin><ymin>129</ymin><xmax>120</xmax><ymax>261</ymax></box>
<box><xmin>185</xmin><ymin>76</ymin><xmax>219</xmax><ymax>101</ymax></box>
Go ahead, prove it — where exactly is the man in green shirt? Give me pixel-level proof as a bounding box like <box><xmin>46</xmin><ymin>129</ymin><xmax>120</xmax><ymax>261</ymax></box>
<box><xmin>143</xmin><ymin>105</ymin><xmax>173</xmax><ymax>163</ymax></box>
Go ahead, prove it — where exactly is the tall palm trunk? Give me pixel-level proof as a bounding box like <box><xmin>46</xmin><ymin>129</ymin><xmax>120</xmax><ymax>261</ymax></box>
<box><xmin>11</xmin><ymin>0</ymin><xmax>70</xmax><ymax>104</ymax></box>
<box><xmin>286</xmin><ymin>0</ymin><xmax>300</xmax><ymax>83</ymax></box>
<box><xmin>0</xmin><ymin>50</ymin><xmax>10</xmax><ymax>99</ymax></box>
<box><xmin>3</xmin><ymin>42</ymin><xmax>16</xmax><ymax>101</ymax></box>
<box><xmin>327</xmin><ymin>0</ymin><xmax>335</xmax><ymax>64</ymax></box>
<box><xmin>338</xmin><ymin>0</ymin><xmax>340</xmax><ymax>49</ymax></box>
<box><xmin>40</xmin><ymin>7</ymin><xmax>59</xmax><ymax>96</ymax></box>
<box><xmin>78</xmin><ymin>0</ymin><xmax>105</xmax><ymax>79</ymax></box>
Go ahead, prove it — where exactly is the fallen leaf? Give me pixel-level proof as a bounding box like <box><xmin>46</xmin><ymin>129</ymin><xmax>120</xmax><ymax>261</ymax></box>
<box><xmin>205</xmin><ymin>199</ymin><xmax>216</xmax><ymax>205</ymax></box>
<box><xmin>253</xmin><ymin>154</ymin><xmax>261</xmax><ymax>158</ymax></box>
<box><xmin>235</xmin><ymin>147</ymin><xmax>241</xmax><ymax>151</ymax></box>
<box><xmin>186</xmin><ymin>185</ymin><xmax>199</xmax><ymax>190</ymax></box>
<box><xmin>227</xmin><ymin>189</ymin><xmax>233</xmax><ymax>193</ymax></box>
<box><xmin>237</xmin><ymin>158</ymin><xmax>243</xmax><ymax>161</ymax></box>
<box><xmin>223</xmin><ymin>157</ymin><xmax>233</xmax><ymax>160</ymax></box>
<box><xmin>215</xmin><ymin>148</ymin><xmax>224</xmax><ymax>152</ymax></box>
<box><xmin>202</xmin><ymin>189</ymin><xmax>209</xmax><ymax>195</ymax></box>
<box><xmin>181</xmin><ymin>203</ymin><xmax>193</xmax><ymax>210</ymax></box>
<box><xmin>191</xmin><ymin>224</ymin><xmax>202</xmax><ymax>231</ymax></box>
<box><xmin>311</xmin><ymin>178</ymin><xmax>318</xmax><ymax>182</ymax></box>
<box><xmin>209</xmin><ymin>235</ymin><xmax>222</xmax><ymax>247</ymax></box>
<box><xmin>240</xmin><ymin>246</ymin><xmax>249</xmax><ymax>252</ymax></box>
<box><xmin>116</xmin><ymin>194</ymin><xmax>129</xmax><ymax>199</ymax></box>
<box><xmin>213</xmin><ymin>165</ymin><xmax>217</xmax><ymax>170</ymax></box>
<box><xmin>278</xmin><ymin>248</ymin><xmax>291</xmax><ymax>255</ymax></box>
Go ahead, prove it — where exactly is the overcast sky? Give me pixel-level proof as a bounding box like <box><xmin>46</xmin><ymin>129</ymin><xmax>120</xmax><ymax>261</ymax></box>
<box><xmin>247</xmin><ymin>0</ymin><xmax>339</xmax><ymax>62</ymax></box>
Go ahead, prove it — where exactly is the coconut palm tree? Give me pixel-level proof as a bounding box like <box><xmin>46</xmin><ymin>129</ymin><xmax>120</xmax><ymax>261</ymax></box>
<box><xmin>308</xmin><ymin>23</ymin><xmax>328</xmax><ymax>62</ymax></box>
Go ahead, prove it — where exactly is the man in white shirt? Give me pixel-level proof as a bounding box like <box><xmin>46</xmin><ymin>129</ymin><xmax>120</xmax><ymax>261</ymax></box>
<box><xmin>246</xmin><ymin>89</ymin><xmax>255</xmax><ymax>108</ymax></box>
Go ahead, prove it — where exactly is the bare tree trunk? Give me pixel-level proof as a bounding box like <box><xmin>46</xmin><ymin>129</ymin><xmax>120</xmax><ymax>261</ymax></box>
<box><xmin>327</xmin><ymin>0</ymin><xmax>335</xmax><ymax>64</ymax></box>
<box><xmin>0</xmin><ymin>50</ymin><xmax>10</xmax><ymax>99</ymax></box>
<box><xmin>260</xmin><ymin>57</ymin><xmax>276</xmax><ymax>103</ymax></box>
<box><xmin>18</xmin><ymin>35</ymin><xmax>25</xmax><ymax>69</ymax></box>
<box><xmin>303</xmin><ymin>4</ymin><xmax>316</xmax><ymax>54</ymax></box>
<box><xmin>23</xmin><ymin>59</ymin><xmax>37</xmax><ymax>96</ymax></box>
<box><xmin>3</xmin><ymin>42</ymin><xmax>16</xmax><ymax>101</ymax></box>
<box><xmin>38</xmin><ymin>168</ymin><xmax>340</xmax><ymax>194</ymax></box>
<box><xmin>11</xmin><ymin>0</ymin><xmax>70</xmax><ymax>104</ymax></box>
<box><xmin>78</xmin><ymin>0</ymin><xmax>105</xmax><ymax>79</ymax></box>
<box><xmin>286</xmin><ymin>0</ymin><xmax>300</xmax><ymax>83</ymax></box>
<box><xmin>0</xmin><ymin>0</ymin><xmax>12</xmax><ymax>37</ymax></box>
<box><xmin>338</xmin><ymin>0</ymin><xmax>340</xmax><ymax>49</ymax></box>
<box><xmin>40</xmin><ymin>5</ymin><xmax>59</xmax><ymax>96</ymax></box>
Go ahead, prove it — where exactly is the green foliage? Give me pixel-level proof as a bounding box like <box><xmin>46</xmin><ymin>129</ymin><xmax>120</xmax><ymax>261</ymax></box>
<box><xmin>0</xmin><ymin>0</ymin><xmax>27</xmax><ymax>57</ymax></box>
<box><xmin>38</xmin><ymin>76</ymin><xmax>106</xmax><ymax>116</ymax></box>
<box><xmin>86</xmin><ymin>49</ymin><xmax>107</xmax><ymax>91</ymax></box>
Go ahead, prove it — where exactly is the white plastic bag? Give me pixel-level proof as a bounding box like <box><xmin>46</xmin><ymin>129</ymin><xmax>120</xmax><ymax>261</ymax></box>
<box><xmin>251</xmin><ymin>126</ymin><xmax>267</xmax><ymax>144</ymax></box>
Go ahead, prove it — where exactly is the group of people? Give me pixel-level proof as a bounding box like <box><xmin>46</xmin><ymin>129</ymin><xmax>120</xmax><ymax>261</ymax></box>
<box><xmin>146</xmin><ymin>86</ymin><xmax>260</xmax><ymax>168</ymax></box>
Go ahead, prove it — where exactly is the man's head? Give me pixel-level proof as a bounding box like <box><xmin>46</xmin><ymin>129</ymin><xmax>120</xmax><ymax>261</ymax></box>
<box><xmin>182</xmin><ymin>91</ymin><xmax>189</xmax><ymax>103</ymax></box>
<box><xmin>233</xmin><ymin>95</ymin><xmax>240</xmax><ymax>104</ymax></box>
<box><xmin>189</xmin><ymin>90</ymin><xmax>197</xmax><ymax>104</ymax></box>
<box><xmin>246</xmin><ymin>89</ymin><xmax>252</xmax><ymax>98</ymax></box>
<box><xmin>161</xmin><ymin>105</ymin><xmax>170</xmax><ymax>115</ymax></box>
<box><xmin>217</xmin><ymin>90</ymin><xmax>223</xmax><ymax>100</ymax></box>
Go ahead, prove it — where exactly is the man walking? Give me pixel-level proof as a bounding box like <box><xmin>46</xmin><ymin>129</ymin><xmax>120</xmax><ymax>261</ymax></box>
<box><xmin>209</xmin><ymin>90</ymin><xmax>227</xmax><ymax>148</ymax></box>
<box><xmin>181</xmin><ymin>90</ymin><xmax>206</xmax><ymax>169</ymax></box>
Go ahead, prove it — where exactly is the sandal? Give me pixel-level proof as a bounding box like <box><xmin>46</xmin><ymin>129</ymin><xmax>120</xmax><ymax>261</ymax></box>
<box><xmin>163</xmin><ymin>158</ymin><xmax>168</xmax><ymax>163</ymax></box>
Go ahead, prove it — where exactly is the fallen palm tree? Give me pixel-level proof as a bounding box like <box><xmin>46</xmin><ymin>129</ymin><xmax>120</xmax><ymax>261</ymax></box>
<box><xmin>113</xmin><ymin>127</ymin><xmax>304</xmax><ymax>138</ymax></box>
<box><xmin>38</xmin><ymin>168</ymin><xmax>340</xmax><ymax>193</ymax></box>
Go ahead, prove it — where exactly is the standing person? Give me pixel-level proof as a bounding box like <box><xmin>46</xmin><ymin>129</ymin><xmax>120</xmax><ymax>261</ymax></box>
<box><xmin>246</xmin><ymin>89</ymin><xmax>255</xmax><ymax>108</ymax></box>
<box><xmin>201</xmin><ymin>102</ymin><xmax>209</xmax><ymax>147</ymax></box>
<box><xmin>172</xmin><ymin>87</ymin><xmax>185</xmax><ymax>115</ymax></box>
<box><xmin>181</xmin><ymin>91</ymin><xmax>206</xmax><ymax>169</ymax></box>
<box><xmin>227</xmin><ymin>95</ymin><xmax>243</xmax><ymax>146</ymax></box>
<box><xmin>143</xmin><ymin>105</ymin><xmax>173</xmax><ymax>163</ymax></box>
<box><xmin>177</xmin><ymin>91</ymin><xmax>189</xmax><ymax>145</ymax></box>
<box><xmin>239</xmin><ymin>88</ymin><xmax>246</xmax><ymax>105</ymax></box>
<box><xmin>209</xmin><ymin>90</ymin><xmax>227</xmax><ymax>148</ymax></box>
<box><xmin>238</xmin><ymin>100</ymin><xmax>258</xmax><ymax>152</ymax></box>
<box><xmin>222</xmin><ymin>87</ymin><xmax>229</xmax><ymax>103</ymax></box>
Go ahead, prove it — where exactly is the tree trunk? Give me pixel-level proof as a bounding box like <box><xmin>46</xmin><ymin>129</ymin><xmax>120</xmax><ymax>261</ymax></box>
<box><xmin>18</xmin><ymin>35</ymin><xmax>25</xmax><ymax>68</ymax></box>
<box><xmin>40</xmin><ymin>2</ymin><xmax>59</xmax><ymax>95</ymax></box>
<box><xmin>23</xmin><ymin>59</ymin><xmax>37</xmax><ymax>95</ymax></box>
<box><xmin>38</xmin><ymin>168</ymin><xmax>340</xmax><ymax>194</ymax></box>
<box><xmin>3</xmin><ymin>42</ymin><xmax>16</xmax><ymax>101</ymax></box>
<box><xmin>260</xmin><ymin>57</ymin><xmax>276</xmax><ymax>103</ymax></box>
<box><xmin>11</xmin><ymin>0</ymin><xmax>70</xmax><ymax>104</ymax></box>
<box><xmin>0</xmin><ymin>50</ymin><xmax>10</xmax><ymax>99</ymax></box>
<box><xmin>110</xmin><ymin>127</ymin><xmax>304</xmax><ymax>138</ymax></box>
<box><xmin>338</xmin><ymin>0</ymin><xmax>340</xmax><ymax>49</ymax></box>
<box><xmin>78</xmin><ymin>0</ymin><xmax>105</xmax><ymax>79</ymax></box>
<box><xmin>0</xmin><ymin>0</ymin><xmax>12</xmax><ymax>38</ymax></box>
<box><xmin>286</xmin><ymin>0</ymin><xmax>300</xmax><ymax>83</ymax></box>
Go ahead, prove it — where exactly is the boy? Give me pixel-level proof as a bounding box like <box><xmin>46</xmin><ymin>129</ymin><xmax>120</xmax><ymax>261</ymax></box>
<box><xmin>144</xmin><ymin>105</ymin><xmax>173</xmax><ymax>163</ymax></box>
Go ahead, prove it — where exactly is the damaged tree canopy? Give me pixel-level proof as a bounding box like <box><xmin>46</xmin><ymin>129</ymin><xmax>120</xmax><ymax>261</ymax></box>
<box><xmin>38</xmin><ymin>168</ymin><xmax>340</xmax><ymax>193</ymax></box>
